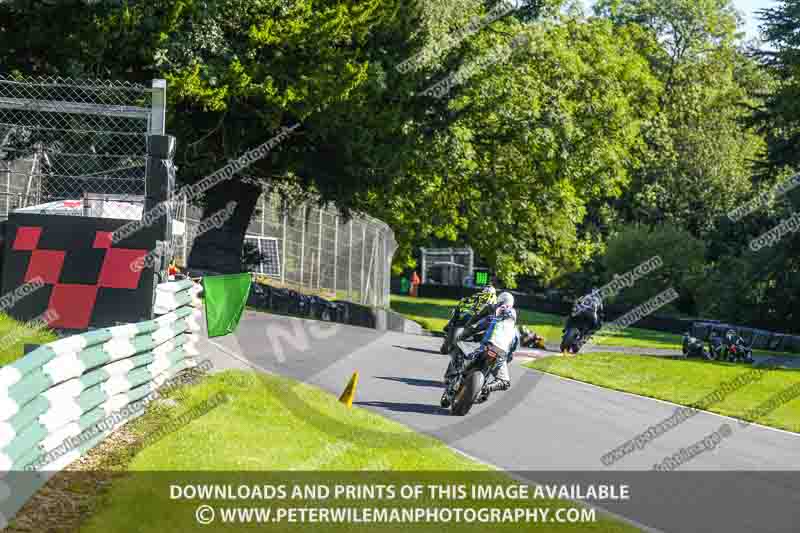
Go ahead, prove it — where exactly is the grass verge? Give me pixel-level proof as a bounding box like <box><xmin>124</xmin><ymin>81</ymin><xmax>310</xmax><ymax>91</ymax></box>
<box><xmin>527</xmin><ymin>353</ymin><xmax>800</xmax><ymax>433</ymax></box>
<box><xmin>0</xmin><ymin>313</ymin><xmax>58</xmax><ymax>367</ymax></box>
<box><xmin>390</xmin><ymin>295</ymin><xmax>683</xmax><ymax>350</ymax></box>
<box><xmin>10</xmin><ymin>370</ymin><xmax>636</xmax><ymax>533</ymax></box>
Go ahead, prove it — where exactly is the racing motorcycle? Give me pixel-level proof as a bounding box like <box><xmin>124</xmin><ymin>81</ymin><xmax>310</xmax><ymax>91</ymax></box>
<box><xmin>560</xmin><ymin>310</ymin><xmax>597</xmax><ymax>354</ymax></box>
<box><xmin>440</xmin><ymin>307</ymin><xmax>461</xmax><ymax>354</ymax></box>
<box><xmin>442</xmin><ymin>324</ymin><xmax>489</xmax><ymax>384</ymax></box>
<box><xmin>442</xmin><ymin>334</ymin><xmax>506</xmax><ymax>416</ymax></box>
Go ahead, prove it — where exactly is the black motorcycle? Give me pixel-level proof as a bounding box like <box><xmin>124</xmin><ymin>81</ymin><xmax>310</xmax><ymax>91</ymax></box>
<box><xmin>443</xmin><ymin>337</ymin><xmax>507</xmax><ymax>416</ymax></box>
<box><xmin>442</xmin><ymin>324</ymin><xmax>489</xmax><ymax>384</ymax></box>
<box><xmin>440</xmin><ymin>308</ymin><xmax>461</xmax><ymax>354</ymax></box>
<box><xmin>560</xmin><ymin>310</ymin><xmax>597</xmax><ymax>354</ymax></box>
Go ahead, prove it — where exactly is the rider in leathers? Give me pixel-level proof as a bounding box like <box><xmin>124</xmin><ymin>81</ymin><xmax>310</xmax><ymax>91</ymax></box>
<box><xmin>441</xmin><ymin>292</ymin><xmax>519</xmax><ymax>407</ymax></box>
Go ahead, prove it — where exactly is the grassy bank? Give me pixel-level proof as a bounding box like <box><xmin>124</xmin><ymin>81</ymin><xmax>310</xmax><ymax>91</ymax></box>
<box><xmin>0</xmin><ymin>313</ymin><xmax>58</xmax><ymax>366</ymax></box>
<box><xmin>390</xmin><ymin>295</ymin><xmax>683</xmax><ymax>350</ymax></box>
<box><xmin>10</xmin><ymin>370</ymin><xmax>636</xmax><ymax>533</ymax></box>
<box><xmin>527</xmin><ymin>354</ymin><xmax>800</xmax><ymax>432</ymax></box>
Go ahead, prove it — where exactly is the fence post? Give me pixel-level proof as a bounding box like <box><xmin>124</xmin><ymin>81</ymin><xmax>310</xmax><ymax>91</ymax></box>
<box><xmin>150</xmin><ymin>79</ymin><xmax>167</xmax><ymax>135</ymax></box>
<box><xmin>317</xmin><ymin>208</ymin><xmax>323</xmax><ymax>290</ymax></box>
<box><xmin>281</xmin><ymin>210</ymin><xmax>287</xmax><ymax>285</ymax></box>
<box><xmin>299</xmin><ymin>205</ymin><xmax>306</xmax><ymax>288</ymax></box>
<box><xmin>360</xmin><ymin>223</ymin><xmax>367</xmax><ymax>304</ymax></box>
<box><xmin>372</xmin><ymin>228</ymin><xmax>380</xmax><ymax>307</ymax></box>
<box><xmin>420</xmin><ymin>248</ymin><xmax>427</xmax><ymax>284</ymax></box>
<box><xmin>260</xmin><ymin>194</ymin><xmax>266</xmax><ymax>236</ymax></box>
<box><xmin>333</xmin><ymin>215</ymin><xmax>339</xmax><ymax>296</ymax></box>
<box><xmin>182</xmin><ymin>195</ymin><xmax>188</xmax><ymax>266</ymax></box>
<box><xmin>382</xmin><ymin>230</ymin><xmax>388</xmax><ymax>307</ymax></box>
<box><xmin>348</xmin><ymin>220</ymin><xmax>353</xmax><ymax>300</ymax></box>
<box><xmin>144</xmin><ymin>134</ymin><xmax>176</xmax><ymax>243</ymax></box>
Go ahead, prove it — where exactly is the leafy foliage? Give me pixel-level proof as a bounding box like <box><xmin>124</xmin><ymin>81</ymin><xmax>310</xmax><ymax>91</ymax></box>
<box><xmin>602</xmin><ymin>223</ymin><xmax>706</xmax><ymax>314</ymax></box>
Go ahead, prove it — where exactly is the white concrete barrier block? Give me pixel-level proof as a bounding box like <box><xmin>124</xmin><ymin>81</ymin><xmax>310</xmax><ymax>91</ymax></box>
<box><xmin>43</xmin><ymin>356</ymin><xmax>85</xmax><ymax>385</ymax></box>
<box><xmin>0</xmin><ymin>367</ymin><xmax>22</xmax><ymax>390</ymax></box>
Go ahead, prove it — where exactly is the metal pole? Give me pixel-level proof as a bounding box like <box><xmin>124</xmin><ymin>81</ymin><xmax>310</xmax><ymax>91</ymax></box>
<box><xmin>372</xmin><ymin>229</ymin><xmax>379</xmax><ymax>307</ymax></box>
<box><xmin>260</xmin><ymin>193</ymin><xmax>266</xmax><ymax>236</ymax></box>
<box><xmin>333</xmin><ymin>215</ymin><xmax>339</xmax><ymax>297</ymax></box>
<box><xmin>317</xmin><ymin>208</ymin><xmax>323</xmax><ymax>291</ymax></box>
<box><xmin>382</xmin><ymin>231</ymin><xmax>388</xmax><ymax>307</ymax></box>
<box><xmin>182</xmin><ymin>195</ymin><xmax>188</xmax><ymax>266</ymax></box>
<box><xmin>281</xmin><ymin>210</ymin><xmax>287</xmax><ymax>284</ymax></box>
<box><xmin>420</xmin><ymin>248</ymin><xmax>427</xmax><ymax>284</ymax></box>
<box><xmin>348</xmin><ymin>221</ymin><xmax>353</xmax><ymax>300</ymax></box>
<box><xmin>309</xmin><ymin>250</ymin><xmax>315</xmax><ymax>289</ymax></box>
<box><xmin>364</xmin><ymin>230</ymin><xmax>378</xmax><ymax>306</ymax></box>
<box><xmin>150</xmin><ymin>79</ymin><xmax>167</xmax><ymax>135</ymax></box>
<box><xmin>299</xmin><ymin>205</ymin><xmax>306</xmax><ymax>288</ymax></box>
<box><xmin>360</xmin><ymin>223</ymin><xmax>367</xmax><ymax>304</ymax></box>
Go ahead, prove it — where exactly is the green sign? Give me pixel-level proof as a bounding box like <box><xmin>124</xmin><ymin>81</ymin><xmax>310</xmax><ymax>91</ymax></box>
<box><xmin>474</xmin><ymin>271</ymin><xmax>489</xmax><ymax>286</ymax></box>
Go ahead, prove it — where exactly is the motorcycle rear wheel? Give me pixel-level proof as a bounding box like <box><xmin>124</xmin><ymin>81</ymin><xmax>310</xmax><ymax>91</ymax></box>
<box><xmin>561</xmin><ymin>328</ymin><xmax>581</xmax><ymax>354</ymax></box>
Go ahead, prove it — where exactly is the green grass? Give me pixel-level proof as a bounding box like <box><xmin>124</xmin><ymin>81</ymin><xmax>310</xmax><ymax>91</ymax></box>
<box><xmin>0</xmin><ymin>313</ymin><xmax>58</xmax><ymax>366</ymax></box>
<box><xmin>527</xmin><ymin>353</ymin><xmax>800</xmax><ymax>432</ymax></box>
<box><xmin>390</xmin><ymin>295</ymin><xmax>683</xmax><ymax>350</ymax></box>
<box><xmin>74</xmin><ymin>370</ymin><xmax>634</xmax><ymax>533</ymax></box>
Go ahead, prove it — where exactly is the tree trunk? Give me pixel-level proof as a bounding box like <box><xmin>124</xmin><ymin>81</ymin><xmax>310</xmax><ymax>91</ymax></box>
<box><xmin>187</xmin><ymin>179</ymin><xmax>262</xmax><ymax>275</ymax></box>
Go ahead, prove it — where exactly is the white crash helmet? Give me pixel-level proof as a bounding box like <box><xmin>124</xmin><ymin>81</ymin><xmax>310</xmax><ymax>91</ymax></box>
<box><xmin>481</xmin><ymin>285</ymin><xmax>496</xmax><ymax>297</ymax></box>
<box><xmin>497</xmin><ymin>291</ymin><xmax>514</xmax><ymax>308</ymax></box>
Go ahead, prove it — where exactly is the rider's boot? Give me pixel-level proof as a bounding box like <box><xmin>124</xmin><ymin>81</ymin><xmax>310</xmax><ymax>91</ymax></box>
<box><xmin>441</xmin><ymin>376</ymin><xmax>458</xmax><ymax>408</ymax></box>
<box><xmin>484</xmin><ymin>380</ymin><xmax>510</xmax><ymax>394</ymax></box>
<box><xmin>477</xmin><ymin>380</ymin><xmax>510</xmax><ymax>403</ymax></box>
<box><xmin>440</xmin><ymin>391</ymin><xmax>450</xmax><ymax>408</ymax></box>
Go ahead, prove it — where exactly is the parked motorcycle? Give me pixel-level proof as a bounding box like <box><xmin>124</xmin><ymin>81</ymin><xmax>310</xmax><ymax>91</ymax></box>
<box><xmin>682</xmin><ymin>333</ymin><xmax>708</xmax><ymax>359</ymax></box>
<box><xmin>709</xmin><ymin>330</ymin><xmax>754</xmax><ymax>363</ymax></box>
<box><xmin>443</xmin><ymin>337</ymin><xmax>507</xmax><ymax>416</ymax></box>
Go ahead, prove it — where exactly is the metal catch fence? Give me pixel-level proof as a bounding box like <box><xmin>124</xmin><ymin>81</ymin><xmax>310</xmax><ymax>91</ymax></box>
<box><xmin>0</xmin><ymin>74</ymin><xmax>166</xmax><ymax>219</ymax></box>
<box><xmin>174</xmin><ymin>192</ymin><xmax>397</xmax><ymax>308</ymax></box>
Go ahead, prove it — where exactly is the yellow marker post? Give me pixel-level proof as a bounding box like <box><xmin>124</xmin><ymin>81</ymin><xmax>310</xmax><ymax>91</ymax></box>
<box><xmin>339</xmin><ymin>372</ymin><xmax>359</xmax><ymax>408</ymax></box>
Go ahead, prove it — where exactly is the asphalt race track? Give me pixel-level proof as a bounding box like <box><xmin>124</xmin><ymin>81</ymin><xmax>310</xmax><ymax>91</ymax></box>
<box><xmin>201</xmin><ymin>311</ymin><xmax>800</xmax><ymax>533</ymax></box>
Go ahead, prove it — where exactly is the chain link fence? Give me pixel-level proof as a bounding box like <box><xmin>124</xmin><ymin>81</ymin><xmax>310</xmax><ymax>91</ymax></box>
<box><xmin>0</xmin><ymin>74</ymin><xmax>165</xmax><ymax>219</ymax></box>
<box><xmin>174</xmin><ymin>192</ymin><xmax>397</xmax><ymax>308</ymax></box>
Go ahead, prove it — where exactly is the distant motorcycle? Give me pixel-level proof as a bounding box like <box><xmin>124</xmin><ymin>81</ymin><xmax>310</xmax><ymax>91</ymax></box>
<box><xmin>682</xmin><ymin>333</ymin><xmax>708</xmax><ymax>359</ymax></box>
<box><xmin>709</xmin><ymin>330</ymin><xmax>754</xmax><ymax>364</ymax></box>
<box><xmin>560</xmin><ymin>311</ymin><xmax>597</xmax><ymax>354</ymax></box>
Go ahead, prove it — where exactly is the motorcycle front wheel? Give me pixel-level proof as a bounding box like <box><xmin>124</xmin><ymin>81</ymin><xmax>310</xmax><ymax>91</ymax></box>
<box><xmin>451</xmin><ymin>370</ymin><xmax>484</xmax><ymax>416</ymax></box>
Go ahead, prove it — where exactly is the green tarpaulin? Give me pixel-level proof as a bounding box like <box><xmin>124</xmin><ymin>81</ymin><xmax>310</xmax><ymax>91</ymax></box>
<box><xmin>202</xmin><ymin>273</ymin><xmax>252</xmax><ymax>338</ymax></box>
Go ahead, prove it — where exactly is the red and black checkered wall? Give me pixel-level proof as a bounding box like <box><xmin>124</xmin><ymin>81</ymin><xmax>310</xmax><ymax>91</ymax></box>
<box><xmin>2</xmin><ymin>213</ymin><xmax>161</xmax><ymax>331</ymax></box>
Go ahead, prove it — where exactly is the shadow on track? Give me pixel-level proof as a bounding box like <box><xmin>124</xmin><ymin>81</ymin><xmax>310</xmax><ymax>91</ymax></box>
<box><xmin>375</xmin><ymin>376</ymin><xmax>443</xmax><ymax>389</ymax></box>
<box><xmin>392</xmin><ymin>345</ymin><xmax>443</xmax><ymax>356</ymax></box>
<box><xmin>355</xmin><ymin>400</ymin><xmax>448</xmax><ymax>416</ymax></box>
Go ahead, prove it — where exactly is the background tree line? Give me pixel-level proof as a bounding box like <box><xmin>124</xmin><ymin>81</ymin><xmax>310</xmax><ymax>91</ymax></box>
<box><xmin>1</xmin><ymin>0</ymin><xmax>799</xmax><ymax>331</ymax></box>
